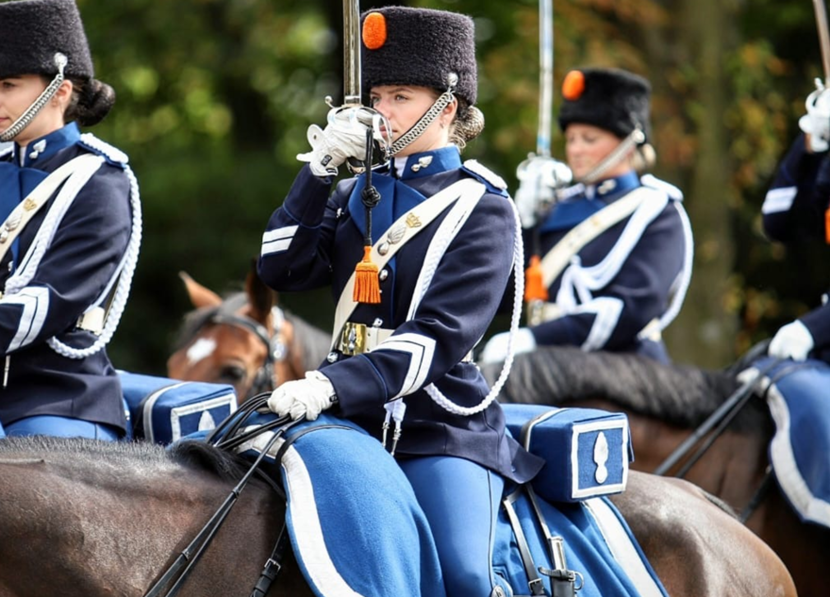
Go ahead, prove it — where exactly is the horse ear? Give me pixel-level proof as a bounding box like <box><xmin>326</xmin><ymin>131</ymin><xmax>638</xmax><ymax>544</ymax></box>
<box><xmin>246</xmin><ymin>262</ymin><xmax>277</xmax><ymax>325</ymax></box>
<box><xmin>179</xmin><ymin>271</ymin><xmax>222</xmax><ymax>309</ymax></box>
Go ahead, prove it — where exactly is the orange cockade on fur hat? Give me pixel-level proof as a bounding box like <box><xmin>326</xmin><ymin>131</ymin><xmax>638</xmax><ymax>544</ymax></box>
<box><xmin>362</xmin><ymin>12</ymin><xmax>387</xmax><ymax>50</ymax></box>
<box><xmin>562</xmin><ymin>70</ymin><xmax>585</xmax><ymax>101</ymax></box>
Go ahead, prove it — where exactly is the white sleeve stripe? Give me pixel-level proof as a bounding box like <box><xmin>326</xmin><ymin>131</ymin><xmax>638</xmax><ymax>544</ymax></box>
<box><xmin>262</xmin><ymin>225</ymin><xmax>298</xmax><ymax>243</ymax></box>
<box><xmin>374</xmin><ymin>333</ymin><xmax>436</xmax><ymax>397</ymax></box>
<box><xmin>261</xmin><ymin>238</ymin><xmax>293</xmax><ymax>256</ymax></box>
<box><xmin>762</xmin><ymin>187</ymin><xmax>797</xmax><ymax>214</ymax></box>
<box><xmin>1</xmin><ymin>287</ymin><xmax>50</xmax><ymax>351</ymax></box>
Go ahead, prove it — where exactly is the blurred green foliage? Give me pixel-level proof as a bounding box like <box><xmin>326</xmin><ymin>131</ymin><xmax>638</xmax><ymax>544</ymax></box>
<box><xmin>75</xmin><ymin>0</ymin><xmax>830</xmax><ymax>373</ymax></box>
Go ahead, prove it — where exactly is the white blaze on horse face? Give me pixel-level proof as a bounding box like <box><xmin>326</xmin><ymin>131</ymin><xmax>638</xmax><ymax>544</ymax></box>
<box><xmin>186</xmin><ymin>337</ymin><xmax>217</xmax><ymax>365</ymax></box>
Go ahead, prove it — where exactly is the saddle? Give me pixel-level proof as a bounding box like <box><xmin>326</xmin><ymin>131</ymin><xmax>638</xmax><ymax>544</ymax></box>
<box><xmin>223</xmin><ymin>405</ymin><xmax>666</xmax><ymax>597</ymax></box>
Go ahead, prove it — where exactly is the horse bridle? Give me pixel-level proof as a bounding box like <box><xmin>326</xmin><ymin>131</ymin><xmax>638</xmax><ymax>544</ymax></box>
<box><xmin>209</xmin><ymin>305</ymin><xmax>288</xmax><ymax>398</ymax></box>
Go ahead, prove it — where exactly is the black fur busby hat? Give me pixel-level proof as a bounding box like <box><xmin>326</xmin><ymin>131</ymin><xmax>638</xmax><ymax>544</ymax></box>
<box><xmin>558</xmin><ymin>67</ymin><xmax>651</xmax><ymax>141</ymax></box>
<box><xmin>0</xmin><ymin>0</ymin><xmax>94</xmax><ymax>80</ymax></box>
<box><xmin>361</xmin><ymin>6</ymin><xmax>477</xmax><ymax>105</ymax></box>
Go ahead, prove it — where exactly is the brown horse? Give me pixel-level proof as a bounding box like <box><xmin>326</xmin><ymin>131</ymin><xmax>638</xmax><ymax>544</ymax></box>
<box><xmin>484</xmin><ymin>345</ymin><xmax>828</xmax><ymax>597</ymax></box>
<box><xmin>167</xmin><ymin>270</ymin><xmax>329</xmax><ymax>404</ymax></box>
<box><xmin>0</xmin><ymin>434</ymin><xmax>795</xmax><ymax>597</ymax></box>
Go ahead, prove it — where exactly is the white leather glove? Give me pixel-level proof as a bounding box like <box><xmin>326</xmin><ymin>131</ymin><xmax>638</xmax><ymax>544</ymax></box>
<box><xmin>479</xmin><ymin>328</ymin><xmax>537</xmax><ymax>365</ymax></box>
<box><xmin>514</xmin><ymin>156</ymin><xmax>573</xmax><ymax>228</ymax></box>
<box><xmin>768</xmin><ymin>320</ymin><xmax>815</xmax><ymax>361</ymax></box>
<box><xmin>267</xmin><ymin>370</ymin><xmax>337</xmax><ymax>421</ymax></box>
<box><xmin>799</xmin><ymin>80</ymin><xmax>830</xmax><ymax>153</ymax></box>
<box><xmin>297</xmin><ymin>106</ymin><xmax>376</xmax><ymax>177</ymax></box>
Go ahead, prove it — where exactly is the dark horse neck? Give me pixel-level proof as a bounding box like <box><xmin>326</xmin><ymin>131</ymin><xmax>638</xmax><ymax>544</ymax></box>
<box><xmin>0</xmin><ymin>436</ymin><xmax>312</xmax><ymax>597</ymax></box>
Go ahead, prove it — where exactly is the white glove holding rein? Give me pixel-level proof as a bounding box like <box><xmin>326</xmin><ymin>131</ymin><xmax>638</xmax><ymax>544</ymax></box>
<box><xmin>268</xmin><ymin>370</ymin><xmax>337</xmax><ymax>421</ymax></box>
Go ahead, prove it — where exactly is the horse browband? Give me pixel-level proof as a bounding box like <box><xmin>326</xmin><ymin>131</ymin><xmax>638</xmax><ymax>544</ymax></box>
<box><xmin>209</xmin><ymin>310</ymin><xmax>283</xmax><ymax>396</ymax></box>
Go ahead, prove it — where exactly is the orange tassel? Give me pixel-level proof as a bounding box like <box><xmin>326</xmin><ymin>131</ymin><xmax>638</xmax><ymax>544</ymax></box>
<box><xmin>825</xmin><ymin>207</ymin><xmax>830</xmax><ymax>245</ymax></box>
<box><xmin>524</xmin><ymin>255</ymin><xmax>548</xmax><ymax>303</ymax></box>
<box><xmin>353</xmin><ymin>246</ymin><xmax>381</xmax><ymax>304</ymax></box>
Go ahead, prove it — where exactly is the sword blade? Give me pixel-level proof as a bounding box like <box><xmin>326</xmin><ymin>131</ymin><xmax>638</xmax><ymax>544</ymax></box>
<box><xmin>813</xmin><ymin>0</ymin><xmax>830</xmax><ymax>85</ymax></box>
<box><xmin>537</xmin><ymin>0</ymin><xmax>554</xmax><ymax>157</ymax></box>
<box><xmin>343</xmin><ymin>0</ymin><xmax>362</xmax><ymax>106</ymax></box>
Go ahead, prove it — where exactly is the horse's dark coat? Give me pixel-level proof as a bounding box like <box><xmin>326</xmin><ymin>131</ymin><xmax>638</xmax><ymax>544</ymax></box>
<box><xmin>0</xmin><ymin>435</ymin><xmax>248</xmax><ymax>483</ymax></box>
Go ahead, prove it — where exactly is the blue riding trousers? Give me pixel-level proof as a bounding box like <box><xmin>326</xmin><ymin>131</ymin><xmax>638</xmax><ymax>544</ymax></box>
<box><xmin>399</xmin><ymin>456</ymin><xmax>506</xmax><ymax>597</ymax></box>
<box><xmin>0</xmin><ymin>418</ymin><xmax>5</xmax><ymax>438</ymax></box>
<box><xmin>3</xmin><ymin>415</ymin><xmax>121</xmax><ymax>441</ymax></box>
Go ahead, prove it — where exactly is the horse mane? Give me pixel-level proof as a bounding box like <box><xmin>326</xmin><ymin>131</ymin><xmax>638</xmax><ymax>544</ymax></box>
<box><xmin>0</xmin><ymin>435</ymin><xmax>171</xmax><ymax>463</ymax></box>
<box><xmin>485</xmin><ymin>346</ymin><xmax>769</xmax><ymax>432</ymax></box>
<box><xmin>169</xmin><ymin>439</ymin><xmax>252</xmax><ymax>482</ymax></box>
<box><xmin>0</xmin><ymin>436</ymin><xmax>249</xmax><ymax>483</ymax></box>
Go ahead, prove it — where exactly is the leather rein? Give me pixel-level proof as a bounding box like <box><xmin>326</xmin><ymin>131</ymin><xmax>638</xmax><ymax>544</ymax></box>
<box><xmin>143</xmin><ymin>396</ymin><xmax>300</xmax><ymax>597</ymax></box>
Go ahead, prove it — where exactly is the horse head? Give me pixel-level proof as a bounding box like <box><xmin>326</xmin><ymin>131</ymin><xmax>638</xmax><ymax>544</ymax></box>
<box><xmin>167</xmin><ymin>267</ymin><xmax>308</xmax><ymax>404</ymax></box>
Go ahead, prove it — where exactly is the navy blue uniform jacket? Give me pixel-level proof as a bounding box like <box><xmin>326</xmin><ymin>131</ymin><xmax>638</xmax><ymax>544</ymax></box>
<box><xmin>527</xmin><ymin>171</ymin><xmax>691</xmax><ymax>364</ymax></box>
<box><xmin>762</xmin><ymin>133</ymin><xmax>830</xmax><ymax>360</ymax></box>
<box><xmin>0</xmin><ymin>123</ymin><xmax>131</xmax><ymax>432</ymax></box>
<box><xmin>259</xmin><ymin>147</ymin><xmax>543</xmax><ymax>484</ymax></box>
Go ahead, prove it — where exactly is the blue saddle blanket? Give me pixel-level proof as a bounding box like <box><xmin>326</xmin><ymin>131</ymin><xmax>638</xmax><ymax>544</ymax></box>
<box><xmin>748</xmin><ymin>357</ymin><xmax>830</xmax><ymax>528</ymax></box>
<box><xmin>229</xmin><ymin>409</ymin><xmax>666</xmax><ymax>597</ymax></box>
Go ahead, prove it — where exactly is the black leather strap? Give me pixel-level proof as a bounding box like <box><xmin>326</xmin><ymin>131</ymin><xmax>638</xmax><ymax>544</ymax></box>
<box><xmin>503</xmin><ymin>489</ymin><xmax>547</xmax><ymax>596</ymax></box>
<box><xmin>250</xmin><ymin>523</ymin><xmax>291</xmax><ymax>597</ymax></box>
<box><xmin>525</xmin><ymin>486</ymin><xmax>577</xmax><ymax>597</ymax></box>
